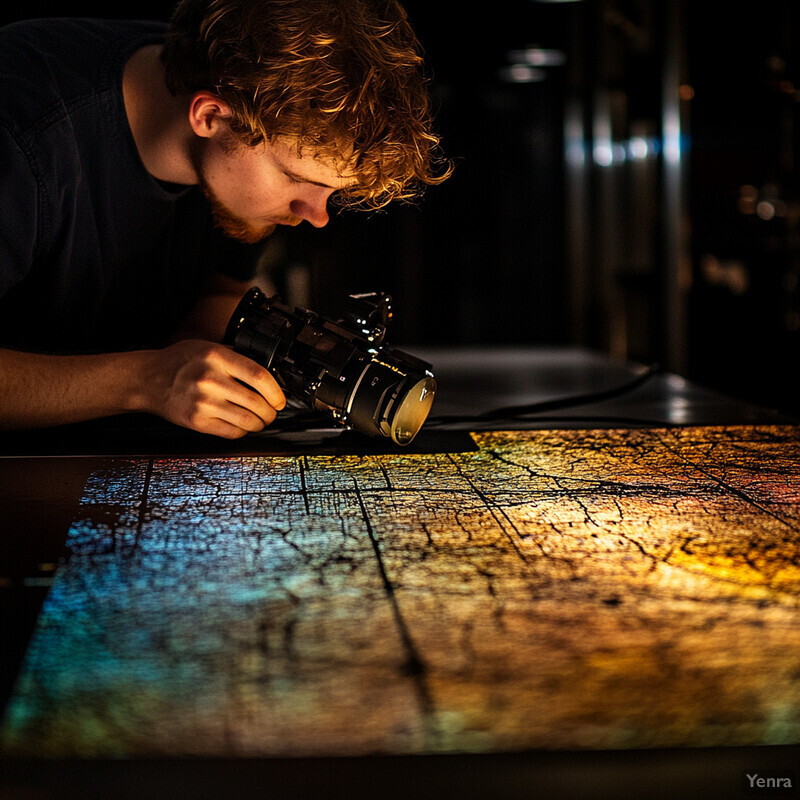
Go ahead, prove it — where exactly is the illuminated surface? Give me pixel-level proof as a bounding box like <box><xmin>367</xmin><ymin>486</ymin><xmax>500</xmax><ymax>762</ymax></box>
<box><xmin>2</xmin><ymin>425</ymin><xmax>800</xmax><ymax>757</ymax></box>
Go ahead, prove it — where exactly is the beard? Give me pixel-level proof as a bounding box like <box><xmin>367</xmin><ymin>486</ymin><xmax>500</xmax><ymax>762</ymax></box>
<box><xmin>197</xmin><ymin>172</ymin><xmax>276</xmax><ymax>245</ymax></box>
<box><xmin>190</xmin><ymin>136</ymin><xmax>277</xmax><ymax>244</ymax></box>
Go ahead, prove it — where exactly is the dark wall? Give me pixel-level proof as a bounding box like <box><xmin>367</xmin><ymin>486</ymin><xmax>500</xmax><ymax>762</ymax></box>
<box><xmin>686</xmin><ymin>1</ymin><xmax>800</xmax><ymax>415</ymax></box>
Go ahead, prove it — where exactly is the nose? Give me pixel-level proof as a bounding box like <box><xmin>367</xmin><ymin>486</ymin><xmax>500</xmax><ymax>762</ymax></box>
<box><xmin>290</xmin><ymin>188</ymin><xmax>333</xmax><ymax>228</ymax></box>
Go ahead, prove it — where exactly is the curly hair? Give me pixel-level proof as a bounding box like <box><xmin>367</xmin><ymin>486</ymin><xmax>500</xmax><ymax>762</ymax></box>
<box><xmin>160</xmin><ymin>0</ymin><xmax>452</xmax><ymax>209</ymax></box>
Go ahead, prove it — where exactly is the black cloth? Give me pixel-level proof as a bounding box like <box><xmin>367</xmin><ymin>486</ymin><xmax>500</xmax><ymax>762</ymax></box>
<box><xmin>0</xmin><ymin>18</ymin><xmax>261</xmax><ymax>354</ymax></box>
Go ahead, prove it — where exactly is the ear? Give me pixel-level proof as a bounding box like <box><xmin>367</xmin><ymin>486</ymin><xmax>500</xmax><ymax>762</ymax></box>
<box><xmin>188</xmin><ymin>91</ymin><xmax>232</xmax><ymax>139</ymax></box>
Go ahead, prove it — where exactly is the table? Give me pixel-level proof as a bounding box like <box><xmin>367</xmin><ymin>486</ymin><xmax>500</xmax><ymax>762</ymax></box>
<box><xmin>1</xmin><ymin>347</ymin><xmax>798</xmax><ymax>799</ymax></box>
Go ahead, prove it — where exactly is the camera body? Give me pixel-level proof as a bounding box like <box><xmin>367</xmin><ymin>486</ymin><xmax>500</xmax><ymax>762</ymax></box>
<box><xmin>224</xmin><ymin>288</ymin><xmax>436</xmax><ymax>445</ymax></box>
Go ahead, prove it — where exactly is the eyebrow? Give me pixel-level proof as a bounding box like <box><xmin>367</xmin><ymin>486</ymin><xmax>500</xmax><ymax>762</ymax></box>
<box><xmin>284</xmin><ymin>168</ymin><xmax>358</xmax><ymax>190</ymax></box>
<box><xmin>284</xmin><ymin>169</ymin><xmax>331</xmax><ymax>188</ymax></box>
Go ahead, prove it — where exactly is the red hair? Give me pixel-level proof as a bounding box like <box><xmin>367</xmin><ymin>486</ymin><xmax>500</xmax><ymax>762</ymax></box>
<box><xmin>161</xmin><ymin>0</ymin><xmax>452</xmax><ymax>208</ymax></box>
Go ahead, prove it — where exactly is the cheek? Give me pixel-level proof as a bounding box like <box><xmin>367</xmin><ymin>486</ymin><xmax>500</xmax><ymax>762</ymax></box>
<box><xmin>202</xmin><ymin>147</ymin><xmax>283</xmax><ymax>216</ymax></box>
<box><xmin>234</xmin><ymin>181</ymin><xmax>286</xmax><ymax>219</ymax></box>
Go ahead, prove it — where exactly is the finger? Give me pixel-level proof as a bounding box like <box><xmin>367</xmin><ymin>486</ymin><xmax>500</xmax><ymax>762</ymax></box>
<box><xmin>222</xmin><ymin>350</ymin><xmax>287</xmax><ymax>410</ymax></box>
<box><xmin>201</xmin><ymin>417</ymin><xmax>255</xmax><ymax>439</ymax></box>
<box><xmin>201</xmin><ymin>417</ymin><xmax>251</xmax><ymax>440</ymax></box>
<box><xmin>218</xmin><ymin>396</ymin><xmax>277</xmax><ymax>433</ymax></box>
<box><xmin>215</xmin><ymin>377</ymin><xmax>281</xmax><ymax>426</ymax></box>
<box><xmin>176</xmin><ymin>392</ymin><xmax>268</xmax><ymax>437</ymax></box>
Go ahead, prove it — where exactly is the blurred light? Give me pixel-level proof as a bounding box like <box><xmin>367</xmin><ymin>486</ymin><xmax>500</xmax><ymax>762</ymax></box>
<box><xmin>591</xmin><ymin>136</ymin><xmax>660</xmax><ymax>167</ymax></box>
<box><xmin>701</xmin><ymin>254</ymin><xmax>749</xmax><ymax>295</ymax></box>
<box><xmin>757</xmin><ymin>201</ymin><xmax>775</xmax><ymax>221</ymax></box>
<box><xmin>740</xmin><ymin>185</ymin><xmax>788</xmax><ymax>220</ymax></box>
<box><xmin>626</xmin><ymin>136</ymin><xmax>659</xmax><ymax>161</ymax></box>
<box><xmin>756</xmin><ymin>199</ymin><xmax>788</xmax><ymax>220</ymax></box>
<box><xmin>507</xmin><ymin>47</ymin><xmax>566</xmax><ymax>67</ymax></box>
<box><xmin>627</xmin><ymin>137</ymin><xmax>649</xmax><ymax>160</ymax></box>
<box><xmin>566</xmin><ymin>141</ymin><xmax>586</xmax><ymax>167</ymax></box>
<box><xmin>662</xmin><ymin>107</ymin><xmax>681</xmax><ymax>165</ymax></box>
<box><xmin>499</xmin><ymin>64</ymin><xmax>546</xmax><ymax>83</ymax></box>
<box><xmin>501</xmin><ymin>46</ymin><xmax>565</xmax><ymax>84</ymax></box>
<box><xmin>738</xmin><ymin>185</ymin><xmax>758</xmax><ymax>214</ymax></box>
<box><xmin>565</xmin><ymin>116</ymin><xmax>586</xmax><ymax>168</ymax></box>
<box><xmin>593</xmin><ymin>141</ymin><xmax>614</xmax><ymax>167</ymax></box>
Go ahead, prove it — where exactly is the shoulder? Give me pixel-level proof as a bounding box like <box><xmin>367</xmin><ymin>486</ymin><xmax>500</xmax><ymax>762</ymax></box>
<box><xmin>0</xmin><ymin>19</ymin><xmax>168</xmax><ymax>139</ymax></box>
<box><xmin>0</xmin><ymin>19</ymin><xmax>171</xmax><ymax>243</ymax></box>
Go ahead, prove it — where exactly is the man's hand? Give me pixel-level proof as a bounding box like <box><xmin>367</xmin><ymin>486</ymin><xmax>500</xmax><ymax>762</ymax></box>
<box><xmin>140</xmin><ymin>340</ymin><xmax>286</xmax><ymax>439</ymax></box>
<box><xmin>0</xmin><ymin>342</ymin><xmax>286</xmax><ymax>438</ymax></box>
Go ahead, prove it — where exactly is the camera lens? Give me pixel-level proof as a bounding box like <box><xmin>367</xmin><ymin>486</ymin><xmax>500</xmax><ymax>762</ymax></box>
<box><xmin>390</xmin><ymin>375</ymin><xmax>436</xmax><ymax>445</ymax></box>
<box><xmin>347</xmin><ymin>359</ymin><xmax>436</xmax><ymax>445</ymax></box>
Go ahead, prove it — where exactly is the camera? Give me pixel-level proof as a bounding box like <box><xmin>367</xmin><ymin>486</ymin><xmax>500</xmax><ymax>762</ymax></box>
<box><xmin>224</xmin><ymin>287</ymin><xmax>436</xmax><ymax>445</ymax></box>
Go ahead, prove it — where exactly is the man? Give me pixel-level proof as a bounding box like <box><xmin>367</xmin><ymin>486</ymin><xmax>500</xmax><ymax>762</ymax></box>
<box><xmin>0</xmin><ymin>0</ymin><xmax>449</xmax><ymax>439</ymax></box>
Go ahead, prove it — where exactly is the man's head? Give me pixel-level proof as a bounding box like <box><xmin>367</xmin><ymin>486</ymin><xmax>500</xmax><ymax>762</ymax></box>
<box><xmin>185</xmin><ymin>109</ymin><xmax>361</xmax><ymax>242</ymax></box>
<box><xmin>161</xmin><ymin>0</ymin><xmax>451</xmax><ymax>219</ymax></box>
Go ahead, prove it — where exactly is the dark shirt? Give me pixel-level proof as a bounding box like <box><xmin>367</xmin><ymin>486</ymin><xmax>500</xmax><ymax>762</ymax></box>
<box><xmin>0</xmin><ymin>18</ymin><xmax>260</xmax><ymax>354</ymax></box>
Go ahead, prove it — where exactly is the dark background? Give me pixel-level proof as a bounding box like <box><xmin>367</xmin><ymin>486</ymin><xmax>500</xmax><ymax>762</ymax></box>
<box><xmin>3</xmin><ymin>0</ymin><xmax>799</xmax><ymax>417</ymax></box>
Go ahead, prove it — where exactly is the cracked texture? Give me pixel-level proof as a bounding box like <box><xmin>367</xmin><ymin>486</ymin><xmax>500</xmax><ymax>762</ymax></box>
<box><xmin>2</xmin><ymin>425</ymin><xmax>799</xmax><ymax>756</ymax></box>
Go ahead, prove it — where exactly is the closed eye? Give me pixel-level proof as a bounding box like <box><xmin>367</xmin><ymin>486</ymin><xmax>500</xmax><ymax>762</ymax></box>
<box><xmin>283</xmin><ymin>168</ymin><xmax>344</xmax><ymax>191</ymax></box>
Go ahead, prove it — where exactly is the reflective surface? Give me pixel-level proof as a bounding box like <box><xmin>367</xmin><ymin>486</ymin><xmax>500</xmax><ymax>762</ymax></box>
<box><xmin>414</xmin><ymin>346</ymin><xmax>796</xmax><ymax>429</ymax></box>
<box><xmin>3</xmin><ymin>427</ymin><xmax>800</xmax><ymax>761</ymax></box>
